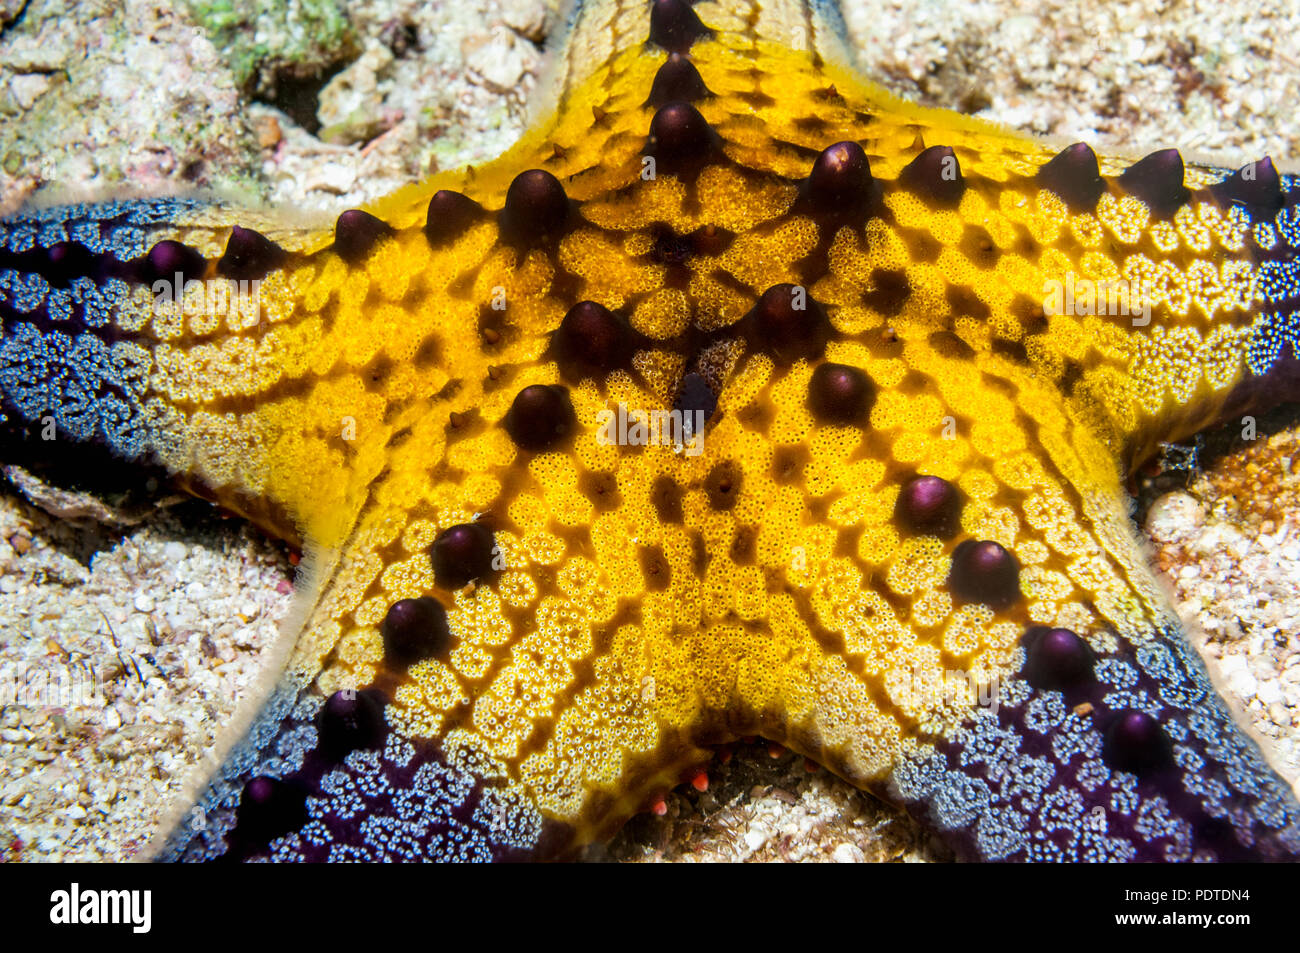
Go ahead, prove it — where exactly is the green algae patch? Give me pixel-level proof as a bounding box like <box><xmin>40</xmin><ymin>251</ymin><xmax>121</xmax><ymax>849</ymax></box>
<box><xmin>186</xmin><ymin>0</ymin><xmax>358</xmax><ymax>91</ymax></box>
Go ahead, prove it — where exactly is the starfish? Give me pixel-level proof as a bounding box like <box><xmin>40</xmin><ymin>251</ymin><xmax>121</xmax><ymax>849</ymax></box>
<box><xmin>2</xmin><ymin>0</ymin><xmax>1299</xmax><ymax>862</ymax></box>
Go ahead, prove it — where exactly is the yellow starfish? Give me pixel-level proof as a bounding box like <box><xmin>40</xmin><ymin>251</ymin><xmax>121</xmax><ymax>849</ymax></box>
<box><xmin>2</xmin><ymin>0</ymin><xmax>1298</xmax><ymax>861</ymax></box>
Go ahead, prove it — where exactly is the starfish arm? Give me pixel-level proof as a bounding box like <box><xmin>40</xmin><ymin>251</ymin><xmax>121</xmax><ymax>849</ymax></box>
<box><xmin>996</xmin><ymin>152</ymin><xmax>1300</xmax><ymax>472</ymax></box>
<box><xmin>0</xmin><ymin>197</ymin><xmax>220</xmax><ymax>467</ymax></box>
<box><xmin>0</xmin><ymin>196</ymin><xmax>388</xmax><ymax>546</ymax></box>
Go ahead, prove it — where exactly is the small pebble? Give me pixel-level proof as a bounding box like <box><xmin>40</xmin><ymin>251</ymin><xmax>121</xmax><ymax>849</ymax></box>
<box><xmin>833</xmin><ymin>842</ymin><xmax>864</xmax><ymax>863</ymax></box>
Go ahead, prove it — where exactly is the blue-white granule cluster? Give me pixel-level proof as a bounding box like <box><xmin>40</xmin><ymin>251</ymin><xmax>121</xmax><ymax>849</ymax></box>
<box><xmin>164</xmin><ymin>689</ymin><xmax>546</xmax><ymax>863</ymax></box>
<box><xmin>265</xmin><ymin>725</ymin><xmax>545</xmax><ymax>862</ymax></box>
<box><xmin>0</xmin><ymin>197</ymin><xmax>207</xmax><ymax>256</ymax></box>
<box><xmin>1247</xmin><ymin>175</ymin><xmax>1300</xmax><ymax>377</ymax></box>
<box><xmin>889</xmin><ymin>623</ymin><xmax>1300</xmax><ymax>861</ymax></box>
<box><xmin>0</xmin><ymin>197</ymin><xmax>205</xmax><ymax>458</ymax></box>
